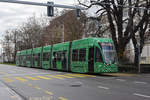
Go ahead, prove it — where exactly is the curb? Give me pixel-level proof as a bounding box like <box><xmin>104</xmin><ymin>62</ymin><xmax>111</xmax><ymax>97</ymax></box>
<box><xmin>102</xmin><ymin>73</ymin><xmax>140</xmax><ymax>77</ymax></box>
<box><xmin>0</xmin><ymin>81</ymin><xmax>25</xmax><ymax>100</ymax></box>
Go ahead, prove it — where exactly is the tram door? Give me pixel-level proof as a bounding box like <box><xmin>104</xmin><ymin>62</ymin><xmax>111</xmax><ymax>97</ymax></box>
<box><xmin>23</xmin><ymin>55</ymin><xmax>26</xmax><ymax>66</ymax></box>
<box><xmin>62</xmin><ymin>51</ymin><xmax>67</xmax><ymax>70</ymax></box>
<box><xmin>88</xmin><ymin>47</ymin><xmax>94</xmax><ymax>73</ymax></box>
<box><xmin>52</xmin><ymin>52</ymin><xmax>57</xmax><ymax>69</ymax></box>
<box><xmin>37</xmin><ymin>53</ymin><xmax>41</xmax><ymax>68</ymax></box>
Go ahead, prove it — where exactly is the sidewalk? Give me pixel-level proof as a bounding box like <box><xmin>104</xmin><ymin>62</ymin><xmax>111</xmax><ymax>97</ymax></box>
<box><xmin>0</xmin><ymin>81</ymin><xmax>23</xmax><ymax>100</ymax></box>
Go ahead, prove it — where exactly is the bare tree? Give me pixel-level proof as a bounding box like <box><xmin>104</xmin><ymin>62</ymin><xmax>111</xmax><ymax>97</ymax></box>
<box><xmin>16</xmin><ymin>15</ymin><xmax>49</xmax><ymax>49</ymax></box>
<box><xmin>2</xmin><ymin>30</ymin><xmax>14</xmax><ymax>62</ymax></box>
<box><xmin>78</xmin><ymin>0</ymin><xmax>150</xmax><ymax>64</ymax></box>
<box><xmin>2</xmin><ymin>15</ymin><xmax>49</xmax><ymax>63</ymax></box>
<box><xmin>131</xmin><ymin>1</ymin><xmax>150</xmax><ymax>65</ymax></box>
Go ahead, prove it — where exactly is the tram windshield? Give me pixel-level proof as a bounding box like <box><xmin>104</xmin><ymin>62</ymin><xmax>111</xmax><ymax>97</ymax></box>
<box><xmin>99</xmin><ymin>42</ymin><xmax>117</xmax><ymax>64</ymax></box>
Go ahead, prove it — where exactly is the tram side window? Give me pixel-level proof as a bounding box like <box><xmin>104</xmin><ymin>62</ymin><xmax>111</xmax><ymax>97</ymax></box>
<box><xmin>29</xmin><ymin>55</ymin><xmax>31</xmax><ymax>61</ymax></box>
<box><xmin>23</xmin><ymin>55</ymin><xmax>26</xmax><ymax>63</ymax></box>
<box><xmin>79</xmin><ymin>48</ymin><xmax>86</xmax><ymax>61</ymax></box>
<box><xmin>35</xmin><ymin>54</ymin><xmax>37</xmax><ymax>61</ymax></box>
<box><xmin>62</xmin><ymin>50</ymin><xmax>67</xmax><ymax>59</ymax></box>
<box><xmin>95</xmin><ymin>47</ymin><xmax>103</xmax><ymax>62</ymax></box>
<box><xmin>72</xmin><ymin>49</ymin><xmax>79</xmax><ymax>61</ymax></box>
<box><xmin>27</xmin><ymin>55</ymin><xmax>31</xmax><ymax>61</ymax></box>
<box><xmin>26</xmin><ymin>55</ymin><xmax>28</xmax><ymax>61</ymax></box>
<box><xmin>34</xmin><ymin>54</ymin><xmax>40</xmax><ymax>61</ymax></box>
<box><xmin>38</xmin><ymin>53</ymin><xmax>40</xmax><ymax>61</ymax></box>
<box><xmin>16</xmin><ymin>56</ymin><xmax>19</xmax><ymax>61</ymax></box>
<box><xmin>43</xmin><ymin>52</ymin><xmax>50</xmax><ymax>61</ymax></box>
<box><xmin>33</xmin><ymin>54</ymin><xmax>35</xmax><ymax>61</ymax></box>
<box><xmin>21</xmin><ymin>55</ymin><xmax>23</xmax><ymax>61</ymax></box>
<box><xmin>18</xmin><ymin>56</ymin><xmax>20</xmax><ymax>62</ymax></box>
<box><xmin>22</xmin><ymin>55</ymin><xmax>25</xmax><ymax>61</ymax></box>
<box><xmin>22</xmin><ymin>55</ymin><xmax>23</xmax><ymax>61</ymax></box>
<box><xmin>21</xmin><ymin>55</ymin><xmax>23</xmax><ymax>60</ymax></box>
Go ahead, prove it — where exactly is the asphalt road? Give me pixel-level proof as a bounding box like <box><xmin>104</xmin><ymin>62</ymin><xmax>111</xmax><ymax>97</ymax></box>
<box><xmin>0</xmin><ymin>64</ymin><xmax>150</xmax><ymax>100</ymax></box>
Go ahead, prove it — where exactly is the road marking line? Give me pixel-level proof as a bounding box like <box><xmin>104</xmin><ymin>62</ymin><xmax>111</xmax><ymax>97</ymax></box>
<box><xmin>98</xmin><ymin>86</ymin><xmax>109</xmax><ymax>90</ymax></box>
<box><xmin>36</xmin><ymin>76</ymin><xmax>51</xmax><ymax>80</ymax></box>
<box><xmin>75</xmin><ymin>74</ymin><xmax>96</xmax><ymax>77</ymax></box>
<box><xmin>9</xmin><ymin>70</ymin><xmax>17</xmax><ymax>73</ymax></box>
<box><xmin>134</xmin><ymin>81</ymin><xmax>147</xmax><ymax>84</ymax></box>
<box><xmin>27</xmin><ymin>83</ymin><xmax>33</xmax><ymax>86</ymax></box>
<box><xmin>45</xmin><ymin>91</ymin><xmax>53</xmax><ymax>95</ymax></box>
<box><xmin>14</xmin><ymin>77</ymin><xmax>28</xmax><ymax>82</ymax></box>
<box><xmin>34</xmin><ymin>86</ymin><xmax>41</xmax><ymax>90</ymax></box>
<box><xmin>57</xmin><ymin>72</ymin><xmax>63</xmax><ymax>73</ymax></box>
<box><xmin>65</xmin><ymin>74</ymin><xmax>85</xmax><ymax>77</ymax></box>
<box><xmin>0</xmin><ymin>71</ymin><xmax>9</xmax><ymax>75</ymax></box>
<box><xmin>0</xmin><ymin>72</ymin><xmax>5</xmax><ymax>74</ymax></box>
<box><xmin>145</xmin><ymin>76</ymin><xmax>150</xmax><ymax>78</ymax></box>
<box><xmin>25</xmin><ymin>76</ymin><xmax>40</xmax><ymax>80</ymax></box>
<box><xmin>116</xmin><ymin>79</ymin><xmax>126</xmax><ymax>82</ymax></box>
<box><xmin>133</xmin><ymin>93</ymin><xmax>150</xmax><ymax>98</ymax></box>
<box><xmin>47</xmin><ymin>75</ymin><xmax>64</xmax><ymax>79</ymax></box>
<box><xmin>0</xmin><ymin>73</ymin><xmax>51</xmax><ymax>77</ymax></box>
<box><xmin>11</xmin><ymin>96</ymin><xmax>17</xmax><ymax>99</ymax></box>
<box><xmin>58</xmin><ymin>97</ymin><xmax>68</xmax><ymax>100</ymax></box>
<box><xmin>56</xmin><ymin>75</ymin><xmax>74</xmax><ymax>78</ymax></box>
<box><xmin>3</xmin><ymin>77</ymin><xmax>13</xmax><ymax>83</ymax></box>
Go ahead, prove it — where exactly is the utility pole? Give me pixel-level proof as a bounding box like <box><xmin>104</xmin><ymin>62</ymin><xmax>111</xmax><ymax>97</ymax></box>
<box><xmin>137</xmin><ymin>43</ymin><xmax>141</xmax><ymax>73</ymax></box>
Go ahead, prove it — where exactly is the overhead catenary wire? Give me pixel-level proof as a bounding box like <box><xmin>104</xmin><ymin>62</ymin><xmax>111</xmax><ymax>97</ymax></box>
<box><xmin>0</xmin><ymin>0</ymin><xmax>149</xmax><ymax>10</ymax></box>
<box><xmin>91</xmin><ymin>1</ymin><xmax>150</xmax><ymax>10</ymax></box>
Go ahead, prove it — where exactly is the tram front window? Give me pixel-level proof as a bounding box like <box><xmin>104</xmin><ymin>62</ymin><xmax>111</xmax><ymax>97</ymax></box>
<box><xmin>99</xmin><ymin>42</ymin><xmax>117</xmax><ymax>64</ymax></box>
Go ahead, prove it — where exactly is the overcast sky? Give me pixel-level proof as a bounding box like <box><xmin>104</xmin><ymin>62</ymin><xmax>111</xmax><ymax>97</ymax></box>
<box><xmin>0</xmin><ymin>0</ymin><xmax>79</xmax><ymax>38</ymax></box>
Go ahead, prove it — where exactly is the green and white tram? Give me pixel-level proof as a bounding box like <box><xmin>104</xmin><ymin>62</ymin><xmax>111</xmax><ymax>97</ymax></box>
<box><xmin>16</xmin><ymin>38</ymin><xmax>118</xmax><ymax>73</ymax></box>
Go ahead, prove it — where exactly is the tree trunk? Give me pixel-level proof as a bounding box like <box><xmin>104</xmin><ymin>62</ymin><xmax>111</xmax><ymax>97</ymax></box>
<box><xmin>134</xmin><ymin>46</ymin><xmax>139</xmax><ymax>66</ymax></box>
<box><xmin>117</xmin><ymin>48</ymin><xmax>124</xmax><ymax>61</ymax></box>
<box><xmin>132</xmin><ymin>36</ymin><xmax>139</xmax><ymax>66</ymax></box>
<box><xmin>13</xmin><ymin>43</ymin><xmax>17</xmax><ymax>63</ymax></box>
<box><xmin>116</xmin><ymin>43</ymin><xmax>126</xmax><ymax>62</ymax></box>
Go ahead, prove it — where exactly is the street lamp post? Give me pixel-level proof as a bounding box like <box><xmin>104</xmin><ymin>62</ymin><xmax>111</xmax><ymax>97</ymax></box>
<box><xmin>137</xmin><ymin>43</ymin><xmax>141</xmax><ymax>73</ymax></box>
<box><xmin>62</xmin><ymin>24</ymin><xmax>64</xmax><ymax>42</ymax></box>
